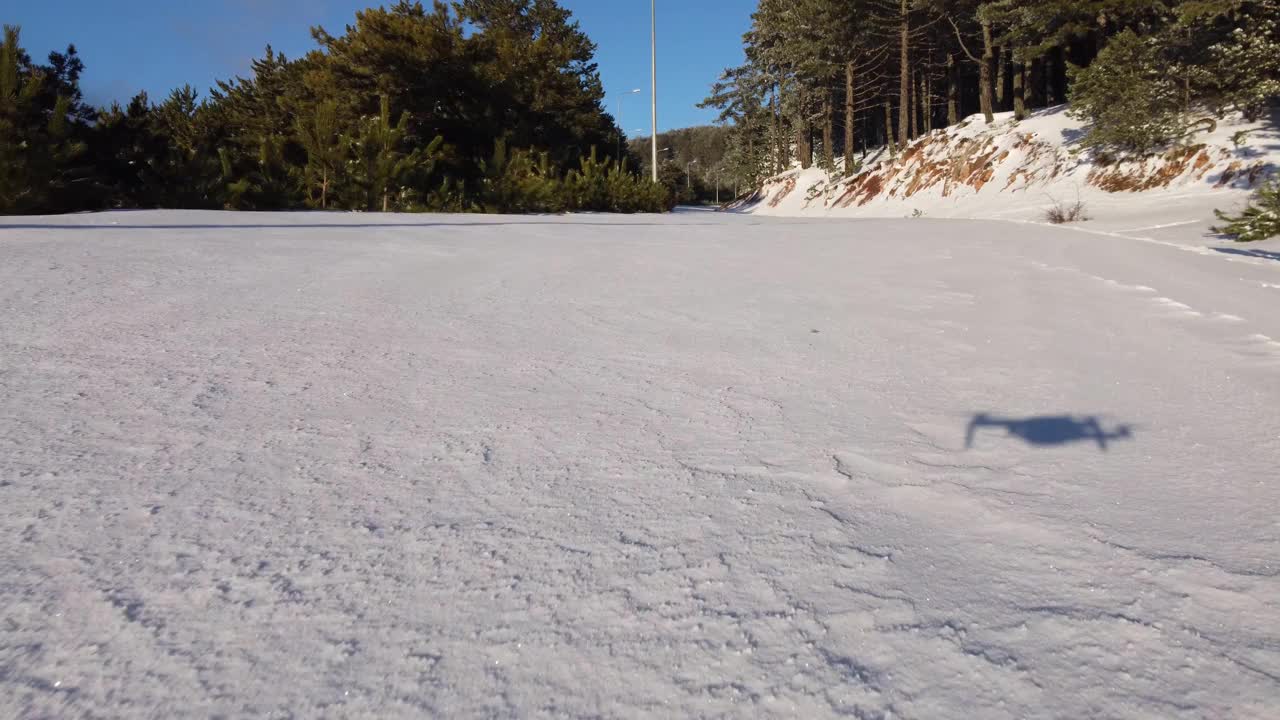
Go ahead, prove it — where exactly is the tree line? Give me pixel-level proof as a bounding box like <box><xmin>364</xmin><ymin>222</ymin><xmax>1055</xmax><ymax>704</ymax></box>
<box><xmin>626</xmin><ymin>125</ymin><xmax>739</xmax><ymax>204</ymax></box>
<box><xmin>0</xmin><ymin>1</ymin><xmax>671</xmax><ymax>216</ymax></box>
<box><xmin>701</xmin><ymin>0</ymin><xmax>1279</xmax><ymax>189</ymax></box>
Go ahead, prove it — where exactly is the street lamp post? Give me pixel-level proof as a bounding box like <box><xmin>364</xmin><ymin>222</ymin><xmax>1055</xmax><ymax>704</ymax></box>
<box><xmin>650</xmin><ymin>0</ymin><xmax>659</xmax><ymax>183</ymax></box>
<box><xmin>686</xmin><ymin>159</ymin><xmax>699</xmax><ymax>196</ymax></box>
<box><xmin>616</xmin><ymin>89</ymin><xmax>641</xmax><ymax>160</ymax></box>
<box><xmin>651</xmin><ymin>146</ymin><xmax>671</xmax><ymax>180</ymax></box>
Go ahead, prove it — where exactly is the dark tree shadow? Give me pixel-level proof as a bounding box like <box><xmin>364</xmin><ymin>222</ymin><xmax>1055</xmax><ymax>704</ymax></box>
<box><xmin>0</xmin><ymin>220</ymin><xmax>696</xmax><ymax>231</ymax></box>
<box><xmin>1213</xmin><ymin>246</ymin><xmax>1280</xmax><ymax>262</ymax></box>
<box><xmin>966</xmin><ymin>413</ymin><xmax>1134</xmax><ymax>451</ymax></box>
<box><xmin>0</xmin><ymin>206</ymin><xmax>764</xmax><ymax>231</ymax></box>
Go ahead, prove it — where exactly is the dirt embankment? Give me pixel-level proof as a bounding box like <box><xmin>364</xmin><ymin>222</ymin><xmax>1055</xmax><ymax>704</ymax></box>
<box><xmin>748</xmin><ymin>111</ymin><xmax>1275</xmax><ymax>213</ymax></box>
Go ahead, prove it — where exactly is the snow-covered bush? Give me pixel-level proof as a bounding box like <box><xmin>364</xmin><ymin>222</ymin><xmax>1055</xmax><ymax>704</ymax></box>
<box><xmin>1202</xmin><ymin>8</ymin><xmax>1280</xmax><ymax>121</ymax></box>
<box><xmin>1068</xmin><ymin>31</ymin><xmax>1185</xmax><ymax>155</ymax></box>
<box><xmin>1215</xmin><ymin>178</ymin><xmax>1280</xmax><ymax>242</ymax></box>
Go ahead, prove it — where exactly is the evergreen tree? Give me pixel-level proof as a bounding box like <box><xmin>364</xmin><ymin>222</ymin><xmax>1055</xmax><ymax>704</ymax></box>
<box><xmin>697</xmin><ymin>0</ymin><xmax>1278</xmax><ymax>168</ymax></box>
<box><xmin>147</xmin><ymin>86</ymin><xmax>222</xmax><ymax>208</ymax></box>
<box><xmin>295</xmin><ymin>100</ymin><xmax>345</xmax><ymax>209</ymax></box>
<box><xmin>220</xmin><ymin>133</ymin><xmax>293</xmax><ymax>210</ymax></box>
<box><xmin>346</xmin><ymin>95</ymin><xmax>442</xmax><ymax>211</ymax></box>
<box><xmin>90</xmin><ymin>93</ymin><xmax>164</xmax><ymax>208</ymax></box>
<box><xmin>0</xmin><ymin>26</ymin><xmax>86</xmax><ymax>214</ymax></box>
<box><xmin>1068</xmin><ymin>30</ymin><xmax>1185</xmax><ymax>153</ymax></box>
<box><xmin>0</xmin><ymin>25</ymin><xmax>46</xmax><ymax>213</ymax></box>
<box><xmin>459</xmin><ymin>0</ymin><xmax>619</xmax><ymax>167</ymax></box>
<box><xmin>208</xmin><ymin>46</ymin><xmax>307</xmax><ymax>209</ymax></box>
<box><xmin>1215</xmin><ymin>178</ymin><xmax>1280</xmax><ymax>241</ymax></box>
<box><xmin>308</xmin><ymin>1</ymin><xmax>486</xmax><ymax>178</ymax></box>
<box><xmin>1194</xmin><ymin>0</ymin><xmax>1280</xmax><ymax>120</ymax></box>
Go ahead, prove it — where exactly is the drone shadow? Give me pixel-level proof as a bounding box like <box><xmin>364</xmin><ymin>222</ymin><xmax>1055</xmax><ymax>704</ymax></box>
<box><xmin>966</xmin><ymin>413</ymin><xmax>1135</xmax><ymax>451</ymax></box>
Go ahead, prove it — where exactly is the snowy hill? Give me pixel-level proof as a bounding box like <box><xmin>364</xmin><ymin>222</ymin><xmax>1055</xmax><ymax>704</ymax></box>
<box><xmin>737</xmin><ymin>106</ymin><xmax>1280</xmax><ymax>245</ymax></box>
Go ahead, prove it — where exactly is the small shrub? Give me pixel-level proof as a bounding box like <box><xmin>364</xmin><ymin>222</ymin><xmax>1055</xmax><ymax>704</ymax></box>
<box><xmin>421</xmin><ymin>177</ymin><xmax>474</xmax><ymax>213</ymax></box>
<box><xmin>1214</xmin><ymin>178</ymin><xmax>1280</xmax><ymax>241</ymax></box>
<box><xmin>562</xmin><ymin>148</ymin><xmax>671</xmax><ymax>213</ymax></box>
<box><xmin>479</xmin><ymin>140</ymin><xmax>562</xmax><ymax>214</ymax></box>
<box><xmin>1043</xmin><ymin>196</ymin><xmax>1090</xmax><ymax>224</ymax></box>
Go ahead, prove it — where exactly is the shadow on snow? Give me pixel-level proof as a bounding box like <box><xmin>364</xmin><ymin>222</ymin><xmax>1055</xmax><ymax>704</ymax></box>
<box><xmin>1213</xmin><ymin>246</ymin><xmax>1280</xmax><ymax>263</ymax></box>
<box><xmin>0</xmin><ymin>221</ymin><xmax>709</xmax><ymax>231</ymax></box>
<box><xmin>966</xmin><ymin>413</ymin><xmax>1135</xmax><ymax>451</ymax></box>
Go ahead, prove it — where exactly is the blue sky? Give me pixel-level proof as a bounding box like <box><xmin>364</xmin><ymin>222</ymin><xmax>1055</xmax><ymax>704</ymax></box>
<box><xmin>7</xmin><ymin>0</ymin><xmax>755</xmax><ymax>132</ymax></box>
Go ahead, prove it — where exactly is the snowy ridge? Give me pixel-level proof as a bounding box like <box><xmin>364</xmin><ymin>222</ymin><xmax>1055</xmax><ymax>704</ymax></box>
<box><xmin>739</xmin><ymin>106</ymin><xmax>1279</xmax><ymax>230</ymax></box>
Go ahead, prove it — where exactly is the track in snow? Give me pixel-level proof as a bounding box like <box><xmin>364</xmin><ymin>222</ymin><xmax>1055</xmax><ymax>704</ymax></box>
<box><xmin>2</xmin><ymin>210</ymin><xmax>1279</xmax><ymax>718</ymax></box>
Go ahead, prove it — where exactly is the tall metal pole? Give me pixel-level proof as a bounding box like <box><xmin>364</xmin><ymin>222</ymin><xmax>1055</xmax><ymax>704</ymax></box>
<box><xmin>616</xmin><ymin>90</ymin><xmax>639</xmax><ymax>161</ymax></box>
<box><xmin>650</xmin><ymin>0</ymin><xmax>659</xmax><ymax>183</ymax></box>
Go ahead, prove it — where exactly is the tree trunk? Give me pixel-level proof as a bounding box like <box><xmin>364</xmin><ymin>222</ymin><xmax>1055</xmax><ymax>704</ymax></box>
<box><xmin>926</xmin><ymin>69</ymin><xmax>934</xmax><ymax>132</ymax></box>
<box><xmin>909</xmin><ymin>69</ymin><xmax>918</xmax><ymax>140</ymax></box>
<box><xmin>770</xmin><ymin>87</ymin><xmax>779</xmax><ymax>173</ymax></box>
<box><xmin>996</xmin><ymin>47</ymin><xmax>1007</xmax><ymax>109</ymax></box>
<box><xmin>822</xmin><ymin>89</ymin><xmax>834</xmax><ymax>170</ymax></box>
<box><xmin>884</xmin><ymin>100</ymin><xmax>896</xmax><ymax>156</ymax></box>
<box><xmin>946</xmin><ymin>53</ymin><xmax>959</xmax><ymax>125</ymax></box>
<box><xmin>321</xmin><ymin>169</ymin><xmax>329</xmax><ymax>210</ymax></box>
<box><xmin>797</xmin><ymin>90</ymin><xmax>812</xmax><ymax>170</ymax></box>
<box><xmin>1051</xmin><ymin>46</ymin><xmax>1066</xmax><ymax>105</ymax></box>
<box><xmin>844</xmin><ymin>60</ymin><xmax>857</xmax><ymax>171</ymax></box>
<box><xmin>1013</xmin><ymin>56</ymin><xmax>1027</xmax><ymax>120</ymax></box>
<box><xmin>382</xmin><ymin>191</ymin><xmax>389</xmax><ymax>213</ymax></box>
<box><xmin>1029</xmin><ymin>56</ymin><xmax>1043</xmax><ymax>109</ymax></box>
<box><xmin>898</xmin><ymin>0</ymin><xmax>911</xmax><ymax>148</ymax></box>
<box><xmin>980</xmin><ymin>19</ymin><xmax>996</xmax><ymax>124</ymax></box>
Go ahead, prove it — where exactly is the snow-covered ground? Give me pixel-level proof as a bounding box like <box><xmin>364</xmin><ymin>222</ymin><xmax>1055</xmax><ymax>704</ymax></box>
<box><xmin>743</xmin><ymin>107</ymin><xmax>1280</xmax><ymax>250</ymax></box>
<box><xmin>2</xmin><ymin>210</ymin><xmax>1279</xmax><ymax>718</ymax></box>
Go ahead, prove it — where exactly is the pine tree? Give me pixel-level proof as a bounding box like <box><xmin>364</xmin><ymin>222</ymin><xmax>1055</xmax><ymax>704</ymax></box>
<box><xmin>310</xmin><ymin>1</ymin><xmax>485</xmax><ymax>176</ymax></box>
<box><xmin>458</xmin><ymin>0</ymin><xmax>620</xmax><ymax>167</ymax></box>
<box><xmin>1196</xmin><ymin>0</ymin><xmax>1280</xmax><ymax>120</ymax></box>
<box><xmin>347</xmin><ymin>95</ymin><xmax>441</xmax><ymax>212</ymax></box>
<box><xmin>0</xmin><ymin>25</ymin><xmax>46</xmax><ymax>213</ymax></box>
<box><xmin>1068</xmin><ymin>30</ymin><xmax>1185</xmax><ymax>153</ymax></box>
<box><xmin>145</xmin><ymin>86</ymin><xmax>222</xmax><ymax>208</ymax></box>
<box><xmin>295</xmin><ymin>100</ymin><xmax>345</xmax><ymax>209</ymax></box>
<box><xmin>208</xmin><ymin>46</ymin><xmax>306</xmax><ymax>209</ymax></box>
<box><xmin>1215</xmin><ymin>178</ymin><xmax>1280</xmax><ymax>242</ymax></box>
<box><xmin>2</xmin><ymin>3</ymin><xmax>669</xmax><ymax>215</ymax></box>
<box><xmin>0</xmin><ymin>25</ymin><xmax>87</xmax><ymax>214</ymax></box>
<box><xmin>90</xmin><ymin>92</ymin><xmax>162</xmax><ymax>208</ymax></box>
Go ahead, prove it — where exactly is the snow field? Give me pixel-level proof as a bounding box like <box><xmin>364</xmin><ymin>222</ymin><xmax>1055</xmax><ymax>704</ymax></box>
<box><xmin>1</xmin><ymin>210</ymin><xmax>1278</xmax><ymax>718</ymax></box>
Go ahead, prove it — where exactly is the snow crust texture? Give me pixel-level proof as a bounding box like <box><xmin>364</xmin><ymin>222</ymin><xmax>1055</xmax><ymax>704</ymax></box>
<box><xmin>2</xmin><ymin>210</ymin><xmax>1279</xmax><ymax>718</ymax></box>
